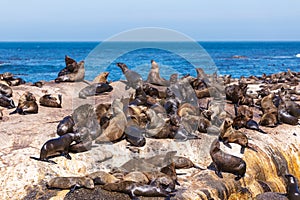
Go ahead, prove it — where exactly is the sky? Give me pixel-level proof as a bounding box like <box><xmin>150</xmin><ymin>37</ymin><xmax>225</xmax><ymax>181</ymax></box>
<box><xmin>0</xmin><ymin>0</ymin><xmax>300</xmax><ymax>41</ymax></box>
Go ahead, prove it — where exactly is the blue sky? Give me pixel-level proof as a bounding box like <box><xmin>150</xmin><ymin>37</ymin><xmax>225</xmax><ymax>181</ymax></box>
<box><xmin>0</xmin><ymin>0</ymin><xmax>299</xmax><ymax>41</ymax></box>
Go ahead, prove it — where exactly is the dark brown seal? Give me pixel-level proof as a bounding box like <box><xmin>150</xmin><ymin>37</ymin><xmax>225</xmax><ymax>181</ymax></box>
<box><xmin>78</xmin><ymin>83</ymin><xmax>113</xmax><ymax>99</ymax></box>
<box><xmin>0</xmin><ymin>83</ymin><xmax>13</xmax><ymax>97</ymax></box>
<box><xmin>39</xmin><ymin>94</ymin><xmax>62</xmax><ymax>108</ymax></box>
<box><xmin>55</xmin><ymin>55</ymin><xmax>85</xmax><ymax>83</ymax></box>
<box><xmin>47</xmin><ymin>176</ymin><xmax>94</xmax><ymax>190</ymax></box>
<box><xmin>285</xmin><ymin>174</ymin><xmax>300</xmax><ymax>200</ymax></box>
<box><xmin>57</xmin><ymin>116</ymin><xmax>75</xmax><ymax>136</ymax></box>
<box><xmin>0</xmin><ymin>94</ymin><xmax>15</xmax><ymax>109</ymax></box>
<box><xmin>209</xmin><ymin>139</ymin><xmax>247</xmax><ymax>180</ymax></box>
<box><xmin>30</xmin><ymin>132</ymin><xmax>81</xmax><ymax>164</ymax></box>
<box><xmin>146</xmin><ymin>60</ymin><xmax>169</xmax><ymax>86</ymax></box>
<box><xmin>124</xmin><ymin>125</ymin><xmax>146</xmax><ymax>147</ymax></box>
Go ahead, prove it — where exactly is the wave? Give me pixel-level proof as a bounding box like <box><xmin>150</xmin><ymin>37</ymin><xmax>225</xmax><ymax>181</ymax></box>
<box><xmin>296</xmin><ymin>54</ymin><xmax>300</xmax><ymax>58</ymax></box>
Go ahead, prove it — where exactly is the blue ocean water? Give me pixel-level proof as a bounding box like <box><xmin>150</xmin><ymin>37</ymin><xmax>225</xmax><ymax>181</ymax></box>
<box><xmin>0</xmin><ymin>42</ymin><xmax>299</xmax><ymax>83</ymax></box>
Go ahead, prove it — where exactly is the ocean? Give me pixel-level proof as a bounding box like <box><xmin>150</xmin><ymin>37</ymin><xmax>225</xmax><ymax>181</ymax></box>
<box><xmin>0</xmin><ymin>42</ymin><xmax>299</xmax><ymax>83</ymax></box>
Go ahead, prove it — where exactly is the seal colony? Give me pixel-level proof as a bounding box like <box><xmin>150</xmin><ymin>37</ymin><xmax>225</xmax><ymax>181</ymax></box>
<box><xmin>1</xmin><ymin>55</ymin><xmax>300</xmax><ymax>199</ymax></box>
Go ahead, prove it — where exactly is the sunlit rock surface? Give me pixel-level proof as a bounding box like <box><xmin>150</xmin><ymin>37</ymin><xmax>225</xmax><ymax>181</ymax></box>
<box><xmin>0</xmin><ymin>81</ymin><xmax>299</xmax><ymax>200</ymax></box>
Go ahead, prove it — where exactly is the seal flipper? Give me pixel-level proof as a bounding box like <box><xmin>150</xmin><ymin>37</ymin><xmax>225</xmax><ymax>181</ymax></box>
<box><xmin>29</xmin><ymin>156</ymin><xmax>57</xmax><ymax>164</ymax></box>
<box><xmin>246</xmin><ymin>144</ymin><xmax>258</xmax><ymax>153</ymax></box>
<box><xmin>61</xmin><ymin>152</ymin><xmax>72</xmax><ymax>160</ymax></box>
<box><xmin>58</xmin><ymin>94</ymin><xmax>62</xmax><ymax>108</ymax></box>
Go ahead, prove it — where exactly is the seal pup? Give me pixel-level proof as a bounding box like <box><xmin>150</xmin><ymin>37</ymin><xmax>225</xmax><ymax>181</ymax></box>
<box><xmin>285</xmin><ymin>174</ymin><xmax>300</xmax><ymax>200</ymax></box>
<box><xmin>146</xmin><ymin>60</ymin><xmax>169</xmax><ymax>86</ymax></box>
<box><xmin>78</xmin><ymin>83</ymin><xmax>113</xmax><ymax>99</ymax></box>
<box><xmin>95</xmin><ymin>99</ymin><xmax>127</xmax><ymax>143</ymax></box>
<box><xmin>57</xmin><ymin>116</ymin><xmax>75</xmax><ymax>136</ymax></box>
<box><xmin>10</xmin><ymin>91</ymin><xmax>38</xmax><ymax>115</ymax></box>
<box><xmin>0</xmin><ymin>94</ymin><xmax>15</xmax><ymax>109</ymax></box>
<box><xmin>116</xmin><ymin>62</ymin><xmax>143</xmax><ymax>89</ymax></box>
<box><xmin>30</xmin><ymin>132</ymin><xmax>81</xmax><ymax>164</ymax></box>
<box><xmin>39</xmin><ymin>94</ymin><xmax>62</xmax><ymax>108</ymax></box>
<box><xmin>55</xmin><ymin>55</ymin><xmax>85</xmax><ymax>83</ymax></box>
<box><xmin>47</xmin><ymin>176</ymin><xmax>94</xmax><ymax>191</ymax></box>
<box><xmin>209</xmin><ymin>139</ymin><xmax>247</xmax><ymax>180</ymax></box>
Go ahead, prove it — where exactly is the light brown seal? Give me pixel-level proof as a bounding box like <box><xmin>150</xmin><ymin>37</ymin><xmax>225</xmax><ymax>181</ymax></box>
<box><xmin>39</xmin><ymin>94</ymin><xmax>62</xmax><ymax>108</ymax></box>
<box><xmin>10</xmin><ymin>91</ymin><xmax>38</xmax><ymax>115</ymax></box>
<box><xmin>146</xmin><ymin>60</ymin><xmax>169</xmax><ymax>86</ymax></box>
<box><xmin>95</xmin><ymin>99</ymin><xmax>127</xmax><ymax>143</ymax></box>
<box><xmin>93</xmin><ymin>71</ymin><xmax>110</xmax><ymax>83</ymax></box>
<box><xmin>47</xmin><ymin>176</ymin><xmax>94</xmax><ymax>190</ymax></box>
<box><xmin>86</xmin><ymin>171</ymin><xmax>119</xmax><ymax>185</ymax></box>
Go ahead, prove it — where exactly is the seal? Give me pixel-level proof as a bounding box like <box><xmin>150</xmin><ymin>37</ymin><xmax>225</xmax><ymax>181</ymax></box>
<box><xmin>285</xmin><ymin>174</ymin><xmax>300</xmax><ymax>200</ymax></box>
<box><xmin>102</xmin><ymin>180</ymin><xmax>173</xmax><ymax>199</ymax></box>
<box><xmin>39</xmin><ymin>94</ymin><xmax>62</xmax><ymax>108</ymax></box>
<box><xmin>47</xmin><ymin>176</ymin><xmax>94</xmax><ymax>191</ymax></box>
<box><xmin>30</xmin><ymin>132</ymin><xmax>81</xmax><ymax>164</ymax></box>
<box><xmin>116</xmin><ymin>62</ymin><xmax>143</xmax><ymax>89</ymax></box>
<box><xmin>95</xmin><ymin>103</ymin><xmax>111</xmax><ymax>128</ymax></box>
<box><xmin>69</xmin><ymin>133</ymin><xmax>93</xmax><ymax>153</ymax></box>
<box><xmin>55</xmin><ymin>56</ymin><xmax>85</xmax><ymax>83</ymax></box>
<box><xmin>172</xmin><ymin>156</ymin><xmax>205</xmax><ymax>170</ymax></box>
<box><xmin>93</xmin><ymin>71</ymin><xmax>110</xmax><ymax>83</ymax></box>
<box><xmin>57</xmin><ymin>115</ymin><xmax>75</xmax><ymax>136</ymax></box>
<box><xmin>146</xmin><ymin>60</ymin><xmax>169</xmax><ymax>86</ymax></box>
<box><xmin>95</xmin><ymin>99</ymin><xmax>127</xmax><ymax>143</ymax></box>
<box><xmin>0</xmin><ymin>94</ymin><xmax>15</xmax><ymax>109</ymax></box>
<box><xmin>255</xmin><ymin>192</ymin><xmax>288</xmax><ymax>200</ymax></box>
<box><xmin>124</xmin><ymin>125</ymin><xmax>146</xmax><ymax>147</ymax></box>
<box><xmin>86</xmin><ymin>171</ymin><xmax>119</xmax><ymax>185</ymax></box>
<box><xmin>278</xmin><ymin>103</ymin><xmax>299</xmax><ymax>125</ymax></box>
<box><xmin>0</xmin><ymin>83</ymin><xmax>13</xmax><ymax>97</ymax></box>
<box><xmin>123</xmin><ymin>171</ymin><xmax>149</xmax><ymax>184</ymax></box>
<box><xmin>209</xmin><ymin>139</ymin><xmax>247</xmax><ymax>180</ymax></box>
<box><xmin>10</xmin><ymin>91</ymin><xmax>38</xmax><ymax>115</ymax></box>
<box><xmin>78</xmin><ymin>83</ymin><xmax>113</xmax><ymax>99</ymax></box>
<box><xmin>219</xmin><ymin>118</ymin><xmax>256</xmax><ymax>154</ymax></box>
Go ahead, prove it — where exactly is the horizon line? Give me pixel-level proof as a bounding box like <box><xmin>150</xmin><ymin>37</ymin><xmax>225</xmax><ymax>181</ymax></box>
<box><xmin>1</xmin><ymin>40</ymin><xmax>300</xmax><ymax>42</ymax></box>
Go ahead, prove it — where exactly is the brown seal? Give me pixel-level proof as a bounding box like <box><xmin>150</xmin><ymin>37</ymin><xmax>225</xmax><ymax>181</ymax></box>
<box><xmin>30</xmin><ymin>132</ymin><xmax>81</xmax><ymax>164</ymax></box>
<box><xmin>219</xmin><ymin>118</ymin><xmax>256</xmax><ymax>154</ymax></box>
<box><xmin>10</xmin><ymin>91</ymin><xmax>38</xmax><ymax>115</ymax></box>
<box><xmin>102</xmin><ymin>180</ymin><xmax>172</xmax><ymax>199</ymax></box>
<box><xmin>55</xmin><ymin>55</ymin><xmax>85</xmax><ymax>83</ymax></box>
<box><xmin>146</xmin><ymin>60</ymin><xmax>169</xmax><ymax>86</ymax></box>
<box><xmin>285</xmin><ymin>174</ymin><xmax>300</xmax><ymax>200</ymax></box>
<box><xmin>47</xmin><ymin>176</ymin><xmax>94</xmax><ymax>190</ymax></box>
<box><xmin>57</xmin><ymin>116</ymin><xmax>75</xmax><ymax>136</ymax></box>
<box><xmin>172</xmin><ymin>156</ymin><xmax>205</xmax><ymax>170</ymax></box>
<box><xmin>209</xmin><ymin>139</ymin><xmax>247</xmax><ymax>180</ymax></box>
<box><xmin>86</xmin><ymin>171</ymin><xmax>119</xmax><ymax>185</ymax></box>
<box><xmin>39</xmin><ymin>94</ymin><xmax>62</xmax><ymax>108</ymax></box>
<box><xmin>95</xmin><ymin>103</ymin><xmax>111</xmax><ymax>129</ymax></box>
<box><xmin>123</xmin><ymin>171</ymin><xmax>149</xmax><ymax>184</ymax></box>
<box><xmin>93</xmin><ymin>71</ymin><xmax>110</xmax><ymax>83</ymax></box>
<box><xmin>95</xmin><ymin>99</ymin><xmax>127</xmax><ymax>143</ymax></box>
